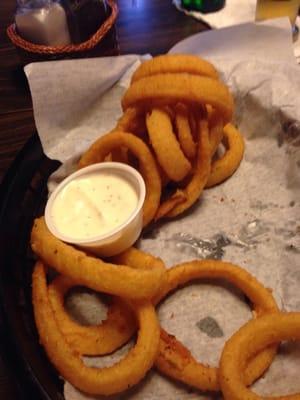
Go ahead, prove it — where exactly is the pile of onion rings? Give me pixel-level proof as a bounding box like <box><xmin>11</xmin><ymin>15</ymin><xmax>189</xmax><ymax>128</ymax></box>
<box><xmin>32</xmin><ymin>243</ymin><xmax>300</xmax><ymax>398</ymax></box>
<box><xmin>32</xmin><ymin>260</ymin><xmax>161</xmax><ymax>396</ymax></box>
<box><xmin>30</xmin><ymin>54</ymin><xmax>300</xmax><ymax>398</ymax></box>
<box><xmin>79</xmin><ymin>54</ymin><xmax>245</xmax><ymax>225</ymax></box>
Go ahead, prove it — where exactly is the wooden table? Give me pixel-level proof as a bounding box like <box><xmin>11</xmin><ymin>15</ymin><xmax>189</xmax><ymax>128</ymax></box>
<box><xmin>0</xmin><ymin>0</ymin><xmax>208</xmax><ymax>184</ymax></box>
<box><xmin>0</xmin><ymin>2</ymin><xmax>208</xmax><ymax>398</ymax></box>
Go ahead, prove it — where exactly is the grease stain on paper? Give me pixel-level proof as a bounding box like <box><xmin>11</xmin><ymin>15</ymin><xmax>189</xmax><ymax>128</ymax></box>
<box><xmin>196</xmin><ymin>316</ymin><xmax>224</xmax><ymax>338</ymax></box>
<box><xmin>237</xmin><ymin>219</ymin><xmax>271</xmax><ymax>247</ymax></box>
<box><xmin>168</xmin><ymin>232</ymin><xmax>231</xmax><ymax>259</ymax></box>
<box><xmin>167</xmin><ymin>221</ymin><xmax>268</xmax><ymax>258</ymax></box>
<box><xmin>278</xmin><ymin>118</ymin><xmax>300</xmax><ymax>148</ymax></box>
<box><xmin>275</xmin><ymin>227</ymin><xmax>297</xmax><ymax>239</ymax></box>
<box><xmin>167</xmin><ymin>218</ymin><xmax>299</xmax><ymax>258</ymax></box>
<box><xmin>250</xmin><ymin>199</ymin><xmax>279</xmax><ymax>210</ymax></box>
<box><xmin>285</xmin><ymin>244</ymin><xmax>300</xmax><ymax>254</ymax></box>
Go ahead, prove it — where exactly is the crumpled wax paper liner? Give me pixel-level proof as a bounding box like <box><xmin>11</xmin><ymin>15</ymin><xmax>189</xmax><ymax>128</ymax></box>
<box><xmin>24</xmin><ymin>20</ymin><xmax>300</xmax><ymax>400</ymax></box>
<box><xmin>25</xmin><ymin>54</ymin><xmax>150</xmax><ymax>191</ymax></box>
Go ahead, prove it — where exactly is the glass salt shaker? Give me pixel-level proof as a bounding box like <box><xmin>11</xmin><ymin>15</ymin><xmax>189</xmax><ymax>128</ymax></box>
<box><xmin>15</xmin><ymin>0</ymin><xmax>71</xmax><ymax>46</ymax></box>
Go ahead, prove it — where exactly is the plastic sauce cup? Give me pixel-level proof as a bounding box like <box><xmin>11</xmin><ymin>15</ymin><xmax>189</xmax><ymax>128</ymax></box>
<box><xmin>45</xmin><ymin>162</ymin><xmax>146</xmax><ymax>257</ymax></box>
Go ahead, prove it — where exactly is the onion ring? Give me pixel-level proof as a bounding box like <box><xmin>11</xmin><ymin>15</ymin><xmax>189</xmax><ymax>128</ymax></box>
<box><xmin>219</xmin><ymin>312</ymin><xmax>300</xmax><ymax>400</ymax></box>
<box><xmin>115</xmin><ymin>107</ymin><xmax>147</xmax><ymax>137</ymax></box>
<box><xmin>175</xmin><ymin>103</ymin><xmax>197</xmax><ymax>159</ymax></box>
<box><xmin>154</xmin><ymin>189</ymin><xmax>187</xmax><ymax>221</ymax></box>
<box><xmin>78</xmin><ymin>130</ymin><xmax>161</xmax><ymax>226</ymax></box>
<box><xmin>154</xmin><ymin>260</ymin><xmax>279</xmax><ymax>392</ymax></box>
<box><xmin>165</xmin><ymin>118</ymin><xmax>211</xmax><ymax>217</ymax></box>
<box><xmin>109</xmin><ymin>147</ymin><xmax>129</xmax><ymax>164</ymax></box>
<box><xmin>189</xmin><ymin>111</ymin><xmax>198</xmax><ymax>143</ymax></box>
<box><xmin>32</xmin><ymin>260</ymin><xmax>160</xmax><ymax>396</ymax></box>
<box><xmin>122</xmin><ymin>73</ymin><xmax>234</xmax><ymax>124</ymax></box>
<box><xmin>131</xmin><ymin>54</ymin><xmax>219</xmax><ymax>83</ymax></box>
<box><xmin>48</xmin><ymin>247</ymin><xmax>166</xmax><ymax>356</ymax></box>
<box><xmin>206</xmin><ymin>123</ymin><xmax>245</xmax><ymax>188</ymax></box>
<box><xmin>208</xmin><ymin>108</ymin><xmax>224</xmax><ymax>156</ymax></box>
<box><xmin>146</xmin><ymin>108</ymin><xmax>192</xmax><ymax>181</ymax></box>
<box><xmin>31</xmin><ymin>218</ymin><xmax>166</xmax><ymax>300</ymax></box>
<box><xmin>110</xmin><ymin>246</ymin><xmax>166</xmax><ymax>274</ymax></box>
<box><xmin>48</xmin><ymin>276</ymin><xmax>137</xmax><ymax>356</ymax></box>
<box><xmin>157</xmin><ymin>163</ymin><xmax>171</xmax><ymax>187</ymax></box>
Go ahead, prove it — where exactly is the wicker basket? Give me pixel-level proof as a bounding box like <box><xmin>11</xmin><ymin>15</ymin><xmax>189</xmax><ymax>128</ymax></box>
<box><xmin>7</xmin><ymin>0</ymin><xmax>118</xmax><ymax>55</ymax></box>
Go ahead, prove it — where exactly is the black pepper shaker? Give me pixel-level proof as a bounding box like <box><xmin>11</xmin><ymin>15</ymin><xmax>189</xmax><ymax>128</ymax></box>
<box><xmin>61</xmin><ymin>0</ymin><xmax>110</xmax><ymax>44</ymax></box>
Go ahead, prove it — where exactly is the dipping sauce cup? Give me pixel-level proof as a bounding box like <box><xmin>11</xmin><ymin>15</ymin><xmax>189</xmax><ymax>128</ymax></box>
<box><xmin>45</xmin><ymin>162</ymin><xmax>146</xmax><ymax>257</ymax></box>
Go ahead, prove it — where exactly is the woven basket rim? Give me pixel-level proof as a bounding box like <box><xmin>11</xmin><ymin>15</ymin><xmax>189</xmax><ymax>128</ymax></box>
<box><xmin>7</xmin><ymin>0</ymin><xmax>118</xmax><ymax>55</ymax></box>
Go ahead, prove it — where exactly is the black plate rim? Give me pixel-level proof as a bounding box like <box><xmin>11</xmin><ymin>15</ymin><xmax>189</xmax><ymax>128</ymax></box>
<box><xmin>0</xmin><ymin>133</ymin><xmax>62</xmax><ymax>400</ymax></box>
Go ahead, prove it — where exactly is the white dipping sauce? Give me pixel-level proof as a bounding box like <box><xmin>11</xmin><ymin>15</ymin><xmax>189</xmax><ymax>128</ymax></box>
<box><xmin>51</xmin><ymin>171</ymin><xmax>139</xmax><ymax>240</ymax></box>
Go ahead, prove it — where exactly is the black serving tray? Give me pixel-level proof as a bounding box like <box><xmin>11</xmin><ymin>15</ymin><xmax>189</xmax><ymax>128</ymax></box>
<box><xmin>0</xmin><ymin>134</ymin><xmax>62</xmax><ymax>400</ymax></box>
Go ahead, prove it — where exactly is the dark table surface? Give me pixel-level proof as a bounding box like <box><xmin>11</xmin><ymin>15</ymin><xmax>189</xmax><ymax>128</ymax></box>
<box><xmin>0</xmin><ymin>1</ymin><xmax>209</xmax><ymax>398</ymax></box>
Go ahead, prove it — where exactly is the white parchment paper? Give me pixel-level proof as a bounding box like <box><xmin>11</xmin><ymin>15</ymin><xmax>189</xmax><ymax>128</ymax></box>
<box><xmin>25</xmin><ymin>19</ymin><xmax>300</xmax><ymax>399</ymax></box>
